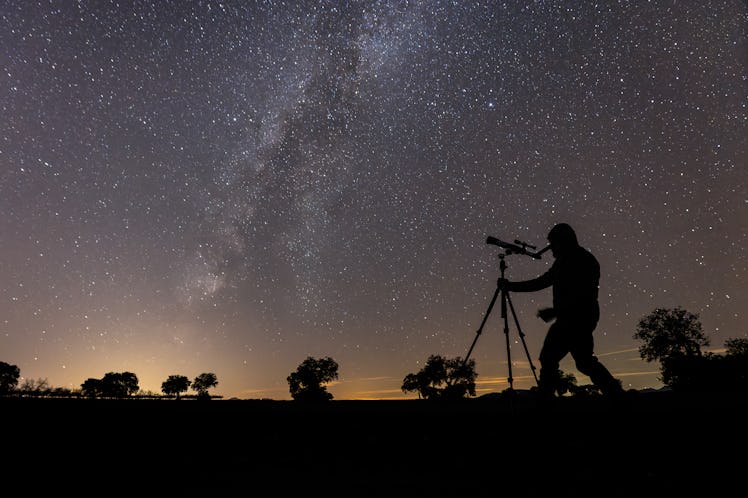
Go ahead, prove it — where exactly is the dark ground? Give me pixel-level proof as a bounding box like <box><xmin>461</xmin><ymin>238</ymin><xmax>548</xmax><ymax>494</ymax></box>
<box><xmin>5</xmin><ymin>390</ymin><xmax>747</xmax><ymax>497</ymax></box>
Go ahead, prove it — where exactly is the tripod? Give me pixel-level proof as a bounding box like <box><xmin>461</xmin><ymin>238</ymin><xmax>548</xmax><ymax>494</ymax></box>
<box><xmin>463</xmin><ymin>251</ymin><xmax>539</xmax><ymax>392</ymax></box>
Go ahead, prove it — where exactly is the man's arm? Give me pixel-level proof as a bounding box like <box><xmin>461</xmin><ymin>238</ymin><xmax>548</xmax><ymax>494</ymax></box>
<box><xmin>499</xmin><ymin>270</ymin><xmax>553</xmax><ymax>293</ymax></box>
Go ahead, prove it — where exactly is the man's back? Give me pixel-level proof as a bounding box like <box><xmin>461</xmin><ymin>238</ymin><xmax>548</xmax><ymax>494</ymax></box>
<box><xmin>549</xmin><ymin>245</ymin><xmax>600</xmax><ymax>321</ymax></box>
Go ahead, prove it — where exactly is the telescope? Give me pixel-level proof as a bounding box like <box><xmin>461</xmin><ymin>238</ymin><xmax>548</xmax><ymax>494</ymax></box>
<box><xmin>486</xmin><ymin>236</ymin><xmax>550</xmax><ymax>259</ymax></box>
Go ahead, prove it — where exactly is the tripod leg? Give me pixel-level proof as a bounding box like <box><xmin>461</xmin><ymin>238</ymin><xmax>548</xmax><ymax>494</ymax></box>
<box><xmin>501</xmin><ymin>289</ymin><xmax>514</xmax><ymax>390</ymax></box>
<box><xmin>505</xmin><ymin>291</ymin><xmax>539</xmax><ymax>385</ymax></box>
<box><xmin>462</xmin><ymin>284</ymin><xmax>501</xmax><ymax>367</ymax></box>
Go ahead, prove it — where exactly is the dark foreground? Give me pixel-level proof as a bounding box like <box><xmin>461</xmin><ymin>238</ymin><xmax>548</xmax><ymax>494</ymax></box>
<box><xmin>5</xmin><ymin>390</ymin><xmax>747</xmax><ymax>497</ymax></box>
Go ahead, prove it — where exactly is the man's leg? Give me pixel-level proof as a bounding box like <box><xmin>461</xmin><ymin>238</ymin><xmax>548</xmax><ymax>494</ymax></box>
<box><xmin>580</xmin><ymin>357</ymin><xmax>625</xmax><ymax>396</ymax></box>
<box><xmin>537</xmin><ymin>322</ymin><xmax>569</xmax><ymax>398</ymax></box>
<box><xmin>570</xmin><ymin>329</ymin><xmax>625</xmax><ymax>397</ymax></box>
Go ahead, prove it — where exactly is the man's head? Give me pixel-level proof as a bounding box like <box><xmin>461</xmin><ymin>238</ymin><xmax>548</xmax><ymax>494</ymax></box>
<box><xmin>547</xmin><ymin>223</ymin><xmax>578</xmax><ymax>258</ymax></box>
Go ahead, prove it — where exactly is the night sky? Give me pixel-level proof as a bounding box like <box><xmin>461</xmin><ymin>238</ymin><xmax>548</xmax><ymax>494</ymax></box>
<box><xmin>1</xmin><ymin>1</ymin><xmax>745</xmax><ymax>400</ymax></box>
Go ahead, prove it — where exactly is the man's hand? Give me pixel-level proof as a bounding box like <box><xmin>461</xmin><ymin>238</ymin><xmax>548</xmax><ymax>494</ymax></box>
<box><xmin>537</xmin><ymin>307</ymin><xmax>556</xmax><ymax>323</ymax></box>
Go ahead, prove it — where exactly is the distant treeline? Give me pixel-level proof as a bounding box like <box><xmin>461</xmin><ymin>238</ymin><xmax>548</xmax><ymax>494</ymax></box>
<box><xmin>1</xmin><ymin>307</ymin><xmax>747</xmax><ymax>401</ymax></box>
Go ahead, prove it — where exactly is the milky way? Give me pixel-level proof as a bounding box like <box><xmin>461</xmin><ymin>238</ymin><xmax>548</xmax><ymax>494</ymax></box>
<box><xmin>1</xmin><ymin>1</ymin><xmax>745</xmax><ymax>399</ymax></box>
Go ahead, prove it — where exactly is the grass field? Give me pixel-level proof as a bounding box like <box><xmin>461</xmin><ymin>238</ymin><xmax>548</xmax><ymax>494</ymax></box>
<box><xmin>5</xmin><ymin>390</ymin><xmax>746</xmax><ymax>497</ymax></box>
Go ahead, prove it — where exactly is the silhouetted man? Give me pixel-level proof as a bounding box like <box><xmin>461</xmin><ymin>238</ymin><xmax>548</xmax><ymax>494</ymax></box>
<box><xmin>498</xmin><ymin>223</ymin><xmax>625</xmax><ymax>401</ymax></box>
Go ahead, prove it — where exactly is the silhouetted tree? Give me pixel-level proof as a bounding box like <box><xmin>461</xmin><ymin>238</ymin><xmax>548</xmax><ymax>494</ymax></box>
<box><xmin>401</xmin><ymin>372</ymin><xmax>429</xmax><ymax>399</ymax></box>
<box><xmin>192</xmin><ymin>373</ymin><xmax>218</xmax><ymax>399</ymax></box>
<box><xmin>401</xmin><ymin>355</ymin><xmax>477</xmax><ymax>400</ymax></box>
<box><xmin>556</xmin><ymin>370</ymin><xmax>578</xmax><ymax>396</ymax></box>
<box><xmin>684</xmin><ymin>337</ymin><xmax>748</xmax><ymax>392</ymax></box>
<box><xmin>81</xmin><ymin>378</ymin><xmax>104</xmax><ymax>398</ymax></box>
<box><xmin>0</xmin><ymin>361</ymin><xmax>20</xmax><ymax>395</ymax></box>
<box><xmin>100</xmin><ymin>372</ymin><xmax>139</xmax><ymax>398</ymax></box>
<box><xmin>722</xmin><ymin>337</ymin><xmax>748</xmax><ymax>391</ymax></box>
<box><xmin>634</xmin><ymin>307</ymin><xmax>709</xmax><ymax>387</ymax></box>
<box><xmin>162</xmin><ymin>375</ymin><xmax>191</xmax><ymax>399</ymax></box>
<box><xmin>725</xmin><ymin>338</ymin><xmax>748</xmax><ymax>357</ymax></box>
<box><xmin>287</xmin><ymin>356</ymin><xmax>339</xmax><ymax>401</ymax></box>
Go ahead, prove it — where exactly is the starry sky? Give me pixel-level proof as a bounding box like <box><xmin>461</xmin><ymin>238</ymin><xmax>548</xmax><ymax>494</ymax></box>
<box><xmin>1</xmin><ymin>1</ymin><xmax>745</xmax><ymax>400</ymax></box>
